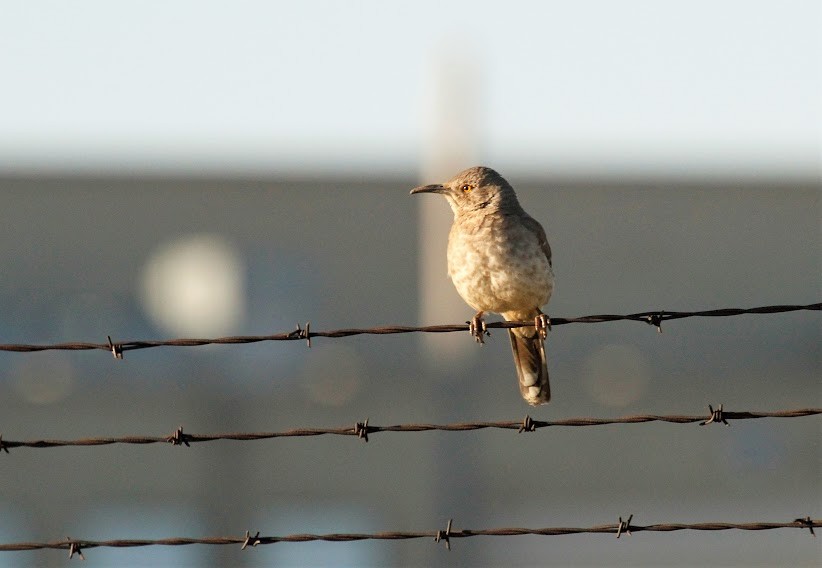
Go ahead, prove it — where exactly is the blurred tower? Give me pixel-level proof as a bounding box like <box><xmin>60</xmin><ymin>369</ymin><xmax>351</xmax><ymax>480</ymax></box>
<box><xmin>417</xmin><ymin>47</ymin><xmax>483</xmax><ymax>364</ymax></box>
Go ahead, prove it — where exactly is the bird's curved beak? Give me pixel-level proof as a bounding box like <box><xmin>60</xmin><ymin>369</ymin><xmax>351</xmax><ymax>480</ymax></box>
<box><xmin>410</xmin><ymin>183</ymin><xmax>445</xmax><ymax>195</ymax></box>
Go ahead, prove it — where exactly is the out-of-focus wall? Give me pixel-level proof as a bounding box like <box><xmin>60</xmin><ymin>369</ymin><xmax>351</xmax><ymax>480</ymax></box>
<box><xmin>0</xmin><ymin>174</ymin><xmax>819</xmax><ymax>567</ymax></box>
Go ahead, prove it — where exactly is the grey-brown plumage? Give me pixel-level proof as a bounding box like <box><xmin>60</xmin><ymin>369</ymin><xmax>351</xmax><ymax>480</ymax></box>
<box><xmin>411</xmin><ymin>166</ymin><xmax>554</xmax><ymax>405</ymax></box>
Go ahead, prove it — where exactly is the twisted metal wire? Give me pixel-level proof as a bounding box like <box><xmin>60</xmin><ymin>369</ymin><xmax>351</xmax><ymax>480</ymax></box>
<box><xmin>0</xmin><ymin>302</ymin><xmax>818</xmax><ymax>356</ymax></box>
<box><xmin>1</xmin><ymin>407</ymin><xmax>818</xmax><ymax>452</ymax></box>
<box><xmin>1</xmin><ymin>518</ymin><xmax>817</xmax><ymax>556</ymax></box>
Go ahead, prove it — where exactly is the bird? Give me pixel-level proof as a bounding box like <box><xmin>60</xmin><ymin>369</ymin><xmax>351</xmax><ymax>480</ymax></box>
<box><xmin>411</xmin><ymin>166</ymin><xmax>554</xmax><ymax>405</ymax></box>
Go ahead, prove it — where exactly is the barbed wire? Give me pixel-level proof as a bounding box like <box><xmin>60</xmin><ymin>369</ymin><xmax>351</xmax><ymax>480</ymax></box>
<box><xmin>1</xmin><ymin>407</ymin><xmax>818</xmax><ymax>452</ymax></box>
<box><xmin>1</xmin><ymin>517</ymin><xmax>817</xmax><ymax>557</ymax></box>
<box><xmin>0</xmin><ymin>302</ymin><xmax>818</xmax><ymax>357</ymax></box>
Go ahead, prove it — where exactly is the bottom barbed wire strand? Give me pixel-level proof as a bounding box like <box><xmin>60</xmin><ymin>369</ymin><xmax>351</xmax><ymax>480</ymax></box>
<box><xmin>1</xmin><ymin>519</ymin><xmax>818</xmax><ymax>555</ymax></box>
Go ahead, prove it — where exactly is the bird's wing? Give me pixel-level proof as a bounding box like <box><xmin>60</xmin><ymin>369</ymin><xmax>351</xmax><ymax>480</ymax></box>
<box><xmin>521</xmin><ymin>215</ymin><xmax>552</xmax><ymax>268</ymax></box>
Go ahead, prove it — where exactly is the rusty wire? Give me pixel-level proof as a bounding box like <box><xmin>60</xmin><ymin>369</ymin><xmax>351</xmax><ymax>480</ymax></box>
<box><xmin>0</xmin><ymin>302</ymin><xmax>818</xmax><ymax>356</ymax></box>
<box><xmin>0</xmin><ymin>518</ymin><xmax>817</xmax><ymax>556</ymax></box>
<box><xmin>1</xmin><ymin>407</ymin><xmax>818</xmax><ymax>452</ymax></box>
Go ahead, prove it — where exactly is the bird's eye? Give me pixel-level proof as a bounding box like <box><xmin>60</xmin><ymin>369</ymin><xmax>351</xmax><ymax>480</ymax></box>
<box><xmin>460</xmin><ymin>184</ymin><xmax>472</xmax><ymax>192</ymax></box>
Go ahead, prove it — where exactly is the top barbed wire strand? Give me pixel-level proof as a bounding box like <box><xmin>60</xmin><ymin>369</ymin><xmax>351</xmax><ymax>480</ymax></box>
<box><xmin>0</xmin><ymin>302</ymin><xmax>819</xmax><ymax>355</ymax></box>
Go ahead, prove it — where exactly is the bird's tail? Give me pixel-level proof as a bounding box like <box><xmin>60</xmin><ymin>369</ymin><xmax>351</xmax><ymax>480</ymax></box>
<box><xmin>507</xmin><ymin>327</ymin><xmax>550</xmax><ymax>405</ymax></box>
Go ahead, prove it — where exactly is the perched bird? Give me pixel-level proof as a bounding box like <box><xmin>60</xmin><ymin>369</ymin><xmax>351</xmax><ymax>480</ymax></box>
<box><xmin>411</xmin><ymin>166</ymin><xmax>554</xmax><ymax>405</ymax></box>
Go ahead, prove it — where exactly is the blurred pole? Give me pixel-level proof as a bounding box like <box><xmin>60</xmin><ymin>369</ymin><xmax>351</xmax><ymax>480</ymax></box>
<box><xmin>416</xmin><ymin>46</ymin><xmax>489</xmax><ymax>566</ymax></box>
<box><xmin>417</xmin><ymin>47</ymin><xmax>482</xmax><ymax>366</ymax></box>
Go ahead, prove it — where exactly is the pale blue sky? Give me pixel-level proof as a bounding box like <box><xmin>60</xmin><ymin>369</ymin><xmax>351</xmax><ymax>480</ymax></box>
<box><xmin>1</xmin><ymin>0</ymin><xmax>819</xmax><ymax>177</ymax></box>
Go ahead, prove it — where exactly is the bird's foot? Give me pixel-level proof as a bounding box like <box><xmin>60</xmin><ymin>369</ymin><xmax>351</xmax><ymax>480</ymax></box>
<box><xmin>468</xmin><ymin>312</ymin><xmax>489</xmax><ymax>344</ymax></box>
<box><xmin>535</xmin><ymin>313</ymin><xmax>551</xmax><ymax>341</ymax></box>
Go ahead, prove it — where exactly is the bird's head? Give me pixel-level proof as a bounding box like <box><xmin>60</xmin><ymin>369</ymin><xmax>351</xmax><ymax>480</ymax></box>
<box><xmin>410</xmin><ymin>166</ymin><xmax>519</xmax><ymax>215</ymax></box>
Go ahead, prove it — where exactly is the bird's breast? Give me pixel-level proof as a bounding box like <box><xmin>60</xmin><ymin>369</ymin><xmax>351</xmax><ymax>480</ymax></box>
<box><xmin>446</xmin><ymin>213</ymin><xmax>553</xmax><ymax>314</ymax></box>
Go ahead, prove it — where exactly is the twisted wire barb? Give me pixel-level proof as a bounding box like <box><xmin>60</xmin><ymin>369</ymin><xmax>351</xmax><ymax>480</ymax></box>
<box><xmin>1</xmin><ymin>518</ymin><xmax>818</xmax><ymax>554</ymax></box>
<box><xmin>0</xmin><ymin>302</ymin><xmax>818</xmax><ymax>356</ymax></box>
<box><xmin>1</xmin><ymin>408</ymin><xmax>818</xmax><ymax>452</ymax></box>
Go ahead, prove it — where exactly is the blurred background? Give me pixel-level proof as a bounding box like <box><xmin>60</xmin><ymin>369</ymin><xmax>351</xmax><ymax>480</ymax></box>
<box><xmin>1</xmin><ymin>1</ymin><xmax>819</xmax><ymax>566</ymax></box>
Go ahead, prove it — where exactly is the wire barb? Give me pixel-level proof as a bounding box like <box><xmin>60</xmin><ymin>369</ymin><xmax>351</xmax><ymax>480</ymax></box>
<box><xmin>66</xmin><ymin>538</ymin><xmax>84</xmax><ymax>560</ymax></box>
<box><xmin>289</xmin><ymin>323</ymin><xmax>312</xmax><ymax>347</ymax></box>
<box><xmin>700</xmin><ymin>404</ymin><xmax>729</xmax><ymax>426</ymax></box>
<box><xmin>107</xmin><ymin>335</ymin><xmax>124</xmax><ymax>360</ymax></box>
<box><xmin>301</xmin><ymin>322</ymin><xmax>312</xmax><ymax>348</ymax></box>
<box><xmin>646</xmin><ymin>312</ymin><xmax>664</xmax><ymax>333</ymax></box>
<box><xmin>617</xmin><ymin>515</ymin><xmax>633</xmax><ymax>538</ymax></box>
<box><xmin>354</xmin><ymin>419</ymin><xmax>370</xmax><ymax>443</ymax></box>
<box><xmin>242</xmin><ymin>530</ymin><xmax>261</xmax><ymax>550</ymax></box>
<box><xmin>794</xmin><ymin>517</ymin><xmax>816</xmax><ymax>537</ymax></box>
<box><xmin>518</xmin><ymin>415</ymin><xmax>537</xmax><ymax>433</ymax></box>
<box><xmin>167</xmin><ymin>426</ymin><xmax>191</xmax><ymax>447</ymax></box>
<box><xmin>434</xmin><ymin>519</ymin><xmax>453</xmax><ymax>551</ymax></box>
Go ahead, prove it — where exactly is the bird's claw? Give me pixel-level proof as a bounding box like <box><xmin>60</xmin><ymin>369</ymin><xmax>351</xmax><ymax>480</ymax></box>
<box><xmin>535</xmin><ymin>313</ymin><xmax>551</xmax><ymax>341</ymax></box>
<box><xmin>468</xmin><ymin>313</ymin><xmax>489</xmax><ymax>344</ymax></box>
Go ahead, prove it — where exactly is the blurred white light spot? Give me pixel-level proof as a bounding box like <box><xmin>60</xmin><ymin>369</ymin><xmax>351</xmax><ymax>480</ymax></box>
<box><xmin>141</xmin><ymin>234</ymin><xmax>245</xmax><ymax>337</ymax></box>
<box><xmin>581</xmin><ymin>343</ymin><xmax>651</xmax><ymax>407</ymax></box>
<box><xmin>301</xmin><ymin>345</ymin><xmax>363</xmax><ymax>407</ymax></box>
<box><xmin>12</xmin><ymin>355</ymin><xmax>74</xmax><ymax>404</ymax></box>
